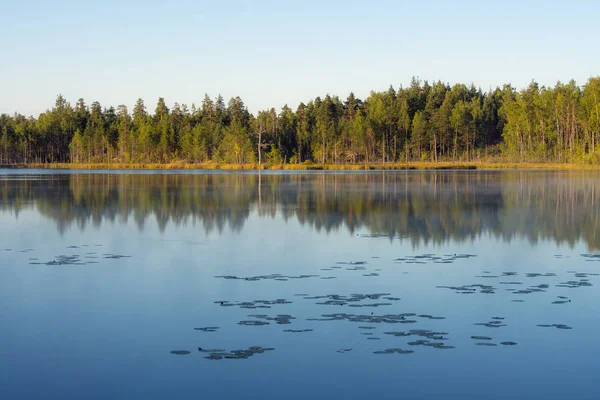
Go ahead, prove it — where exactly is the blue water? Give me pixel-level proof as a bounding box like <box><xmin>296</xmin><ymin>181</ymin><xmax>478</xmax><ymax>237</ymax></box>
<box><xmin>0</xmin><ymin>170</ymin><xmax>598</xmax><ymax>399</ymax></box>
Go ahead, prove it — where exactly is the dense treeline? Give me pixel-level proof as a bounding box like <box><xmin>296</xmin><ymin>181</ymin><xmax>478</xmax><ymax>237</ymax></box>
<box><xmin>1</xmin><ymin>77</ymin><xmax>600</xmax><ymax>165</ymax></box>
<box><xmin>1</xmin><ymin>172</ymin><xmax>599</xmax><ymax>249</ymax></box>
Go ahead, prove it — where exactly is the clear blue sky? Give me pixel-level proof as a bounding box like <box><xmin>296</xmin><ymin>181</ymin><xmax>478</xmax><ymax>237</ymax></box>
<box><xmin>2</xmin><ymin>0</ymin><xmax>599</xmax><ymax>116</ymax></box>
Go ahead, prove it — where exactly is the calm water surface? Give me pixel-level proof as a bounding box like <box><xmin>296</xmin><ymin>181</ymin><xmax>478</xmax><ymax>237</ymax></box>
<box><xmin>1</xmin><ymin>170</ymin><xmax>599</xmax><ymax>399</ymax></box>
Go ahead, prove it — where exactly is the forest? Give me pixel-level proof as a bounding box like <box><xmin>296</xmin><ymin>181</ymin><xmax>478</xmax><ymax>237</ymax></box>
<box><xmin>1</xmin><ymin>77</ymin><xmax>600</xmax><ymax>165</ymax></box>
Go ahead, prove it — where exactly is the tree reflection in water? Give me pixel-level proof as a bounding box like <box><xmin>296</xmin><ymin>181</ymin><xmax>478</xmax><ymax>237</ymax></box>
<box><xmin>1</xmin><ymin>171</ymin><xmax>599</xmax><ymax>249</ymax></box>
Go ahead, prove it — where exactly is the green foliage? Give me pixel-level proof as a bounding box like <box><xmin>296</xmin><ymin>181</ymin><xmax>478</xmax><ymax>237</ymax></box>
<box><xmin>2</xmin><ymin>78</ymin><xmax>600</xmax><ymax>165</ymax></box>
<box><xmin>266</xmin><ymin>148</ymin><xmax>283</xmax><ymax>165</ymax></box>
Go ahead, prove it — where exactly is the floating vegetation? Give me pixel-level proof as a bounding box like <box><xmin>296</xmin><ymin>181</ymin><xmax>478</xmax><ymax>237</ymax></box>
<box><xmin>394</xmin><ymin>253</ymin><xmax>476</xmax><ymax>265</ymax></box>
<box><xmin>28</xmin><ymin>251</ymin><xmax>134</xmax><ymax>266</ymax></box>
<box><xmin>215</xmin><ymin>299</ymin><xmax>292</xmax><ymax>309</ymax></box>
<box><xmin>170</xmin><ymin>350</ymin><xmax>191</xmax><ymax>355</ymax></box>
<box><xmin>436</xmin><ymin>284</ymin><xmax>496</xmax><ymax>295</ymax></box>
<box><xmin>580</xmin><ymin>254</ymin><xmax>600</xmax><ymax>261</ymax></box>
<box><xmin>238</xmin><ymin>320</ymin><xmax>270</xmax><ymax>326</ymax></box>
<box><xmin>199</xmin><ymin>346</ymin><xmax>274</xmax><ymax>360</ymax></box>
<box><xmin>314</xmin><ymin>312</ymin><xmax>418</xmax><ymax>325</ymax></box>
<box><xmin>347</xmin><ymin>303</ymin><xmax>393</xmax><ymax>308</ymax></box>
<box><xmin>102</xmin><ymin>254</ymin><xmax>131</xmax><ymax>259</ymax></box>
<box><xmin>384</xmin><ymin>329</ymin><xmax>449</xmax><ymax>341</ymax></box>
<box><xmin>525</xmin><ymin>273</ymin><xmax>556</xmax><ymax>278</ymax></box>
<box><xmin>474</xmin><ymin>320</ymin><xmax>507</xmax><ymax>328</ymax></box>
<box><xmin>373</xmin><ymin>348</ymin><xmax>415</xmax><ymax>355</ymax></box>
<box><xmin>194</xmin><ymin>327</ymin><xmax>219</xmax><ymax>332</ymax></box>
<box><xmin>418</xmin><ymin>314</ymin><xmax>446</xmax><ymax>320</ymax></box>
<box><xmin>307</xmin><ymin>293</ymin><xmax>396</xmax><ymax>307</ymax></box>
<box><xmin>43</xmin><ymin>255</ymin><xmax>85</xmax><ymax>266</ymax></box>
<box><xmin>556</xmin><ymin>280</ymin><xmax>593</xmax><ymax>289</ymax></box>
<box><xmin>185</xmin><ymin>246</ymin><xmax>597</xmax><ymax>362</ymax></box>
<box><xmin>248</xmin><ymin>314</ymin><xmax>295</xmax><ymax>325</ymax></box>
<box><xmin>336</xmin><ymin>261</ymin><xmax>367</xmax><ymax>265</ymax></box>
<box><xmin>537</xmin><ymin>324</ymin><xmax>572</xmax><ymax>330</ymax></box>
<box><xmin>215</xmin><ymin>274</ymin><xmax>318</xmax><ymax>282</ymax></box>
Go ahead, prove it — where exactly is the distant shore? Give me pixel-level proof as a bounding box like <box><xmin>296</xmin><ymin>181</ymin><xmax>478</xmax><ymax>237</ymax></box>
<box><xmin>2</xmin><ymin>162</ymin><xmax>600</xmax><ymax>171</ymax></box>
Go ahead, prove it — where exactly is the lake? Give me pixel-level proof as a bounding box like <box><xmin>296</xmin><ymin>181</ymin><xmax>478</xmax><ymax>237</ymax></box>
<box><xmin>0</xmin><ymin>170</ymin><xmax>599</xmax><ymax>400</ymax></box>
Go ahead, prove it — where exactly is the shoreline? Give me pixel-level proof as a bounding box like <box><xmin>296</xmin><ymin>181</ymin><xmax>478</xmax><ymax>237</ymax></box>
<box><xmin>1</xmin><ymin>162</ymin><xmax>600</xmax><ymax>171</ymax></box>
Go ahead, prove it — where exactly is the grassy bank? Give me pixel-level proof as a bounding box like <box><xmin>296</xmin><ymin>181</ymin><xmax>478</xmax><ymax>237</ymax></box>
<box><xmin>3</xmin><ymin>161</ymin><xmax>600</xmax><ymax>171</ymax></box>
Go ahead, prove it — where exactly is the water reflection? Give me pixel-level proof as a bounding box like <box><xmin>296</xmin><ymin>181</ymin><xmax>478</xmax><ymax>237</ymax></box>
<box><xmin>1</xmin><ymin>171</ymin><xmax>599</xmax><ymax>249</ymax></box>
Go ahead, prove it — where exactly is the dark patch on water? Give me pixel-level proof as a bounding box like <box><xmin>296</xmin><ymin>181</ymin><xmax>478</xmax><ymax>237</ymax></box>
<box><xmin>525</xmin><ymin>273</ymin><xmax>556</xmax><ymax>278</ymax></box>
<box><xmin>307</xmin><ymin>293</ymin><xmax>397</xmax><ymax>307</ymax></box>
<box><xmin>537</xmin><ymin>324</ymin><xmax>572</xmax><ymax>330</ymax></box>
<box><xmin>437</xmin><ymin>284</ymin><xmax>496</xmax><ymax>295</ymax></box>
<box><xmin>248</xmin><ymin>314</ymin><xmax>295</xmax><ymax>325</ymax></box>
<box><xmin>194</xmin><ymin>327</ymin><xmax>219</xmax><ymax>332</ymax></box>
<box><xmin>474</xmin><ymin>319</ymin><xmax>507</xmax><ymax>328</ymax></box>
<box><xmin>215</xmin><ymin>299</ymin><xmax>292</xmax><ymax>309</ymax></box>
<box><xmin>238</xmin><ymin>320</ymin><xmax>270</xmax><ymax>326</ymax></box>
<box><xmin>336</xmin><ymin>261</ymin><xmax>367</xmax><ymax>265</ymax></box>
<box><xmin>374</xmin><ymin>348</ymin><xmax>414</xmax><ymax>355</ymax></box>
<box><xmin>471</xmin><ymin>336</ymin><xmax>492</xmax><ymax>340</ymax></box>
<box><xmin>102</xmin><ymin>254</ymin><xmax>132</xmax><ymax>259</ymax></box>
<box><xmin>199</xmin><ymin>346</ymin><xmax>274</xmax><ymax>360</ymax></box>
<box><xmin>170</xmin><ymin>350</ymin><xmax>191</xmax><ymax>355</ymax></box>
<box><xmin>395</xmin><ymin>253</ymin><xmax>476</xmax><ymax>265</ymax></box>
<box><xmin>215</xmin><ymin>274</ymin><xmax>318</xmax><ymax>282</ymax></box>
<box><xmin>314</xmin><ymin>312</ymin><xmax>419</xmax><ymax>325</ymax></box>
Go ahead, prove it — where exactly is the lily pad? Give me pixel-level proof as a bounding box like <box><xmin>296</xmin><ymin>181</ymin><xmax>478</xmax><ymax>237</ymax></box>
<box><xmin>170</xmin><ymin>350</ymin><xmax>191</xmax><ymax>355</ymax></box>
